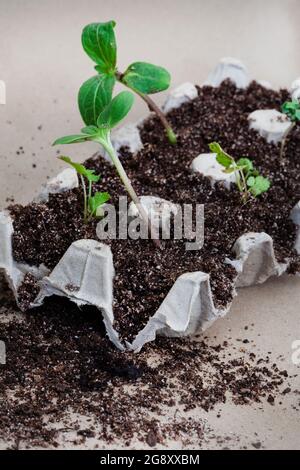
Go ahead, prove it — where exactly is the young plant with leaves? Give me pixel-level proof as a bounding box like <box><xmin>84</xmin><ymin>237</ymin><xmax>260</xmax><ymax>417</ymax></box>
<box><xmin>280</xmin><ymin>100</ymin><xmax>300</xmax><ymax>159</ymax></box>
<box><xmin>59</xmin><ymin>156</ymin><xmax>110</xmax><ymax>223</ymax></box>
<box><xmin>79</xmin><ymin>20</ymin><xmax>177</xmax><ymax>144</ymax></box>
<box><xmin>54</xmin><ymin>91</ymin><xmax>160</xmax><ymax>246</ymax></box>
<box><xmin>209</xmin><ymin>142</ymin><xmax>270</xmax><ymax>200</ymax></box>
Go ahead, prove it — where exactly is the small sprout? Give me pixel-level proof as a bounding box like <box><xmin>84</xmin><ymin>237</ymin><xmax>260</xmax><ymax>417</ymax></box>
<box><xmin>80</xmin><ymin>21</ymin><xmax>177</xmax><ymax>144</ymax></box>
<box><xmin>236</xmin><ymin>157</ymin><xmax>254</xmax><ymax>175</ymax></box>
<box><xmin>280</xmin><ymin>100</ymin><xmax>300</xmax><ymax>159</ymax></box>
<box><xmin>209</xmin><ymin>142</ymin><xmax>233</xmax><ymax>168</ymax></box>
<box><xmin>209</xmin><ymin>142</ymin><xmax>270</xmax><ymax>201</ymax></box>
<box><xmin>54</xmin><ymin>92</ymin><xmax>161</xmax><ymax>247</ymax></box>
<box><xmin>246</xmin><ymin>174</ymin><xmax>271</xmax><ymax>198</ymax></box>
<box><xmin>59</xmin><ymin>156</ymin><xmax>110</xmax><ymax>223</ymax></box>
<box><xmin>282</xmin><ymin>100</ymin><xmax>300</xmax><ymax>122</ymax></box>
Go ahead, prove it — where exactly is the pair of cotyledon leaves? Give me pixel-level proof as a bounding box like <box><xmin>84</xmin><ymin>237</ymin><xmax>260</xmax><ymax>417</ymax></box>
<box><xmin>209</xmin><ymin>142</ymin><xmax>270</xmax><ymax>197</ymax></box>
<box><xmin>78</xmin><ymin>21</ymin><xmax>171</xmax><ymax>127</ymax></box>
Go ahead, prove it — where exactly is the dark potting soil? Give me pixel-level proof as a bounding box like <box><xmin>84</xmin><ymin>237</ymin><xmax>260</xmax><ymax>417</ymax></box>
<box><xmin>8</xmin><ymin>80</ymin><xmax>300</xmax><ymax>342</ymax></box>
<box><xmin>0</xmin><ymin>286</ymin><xmax>292</xmax><ymax>448</ymax></box>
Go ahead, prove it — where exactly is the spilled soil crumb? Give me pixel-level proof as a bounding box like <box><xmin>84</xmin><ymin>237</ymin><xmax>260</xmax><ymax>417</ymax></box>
<box><xmin>0</xmin><ymin>287</ymin><xmax>292</xmax><ymax>449</ymax></box>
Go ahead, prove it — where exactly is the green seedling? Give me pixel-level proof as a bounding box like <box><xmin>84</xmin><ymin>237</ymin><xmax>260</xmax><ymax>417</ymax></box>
<box><xmin>59</xmin><ymin>156</ymin><xmax>110</xmax><ymax>223</ymax></box>
<box><xmin>280</xmin><ymin>100</ymin><xmax>300</xmax><ymax>159</ymax></box>
<box><xmin>209</xmin><ymin>142</ymin><xmax>270</xmax><ymax>200</ymax></box>
<box><xmin>54</xmin><ymin>91</ymin><xmax>160</xmax><ymax>246</ymax></box>
<box><xmin>79</xmin><ymin>20</ymin><xmax>177</xmax><ymax>144</ymax></box>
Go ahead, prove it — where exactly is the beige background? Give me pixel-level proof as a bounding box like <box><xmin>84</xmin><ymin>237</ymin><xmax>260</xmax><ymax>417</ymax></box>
<box><xmin>0</xmin><ymin>0</ymin><xmax>299</xmax><ymax>449</ymax></box>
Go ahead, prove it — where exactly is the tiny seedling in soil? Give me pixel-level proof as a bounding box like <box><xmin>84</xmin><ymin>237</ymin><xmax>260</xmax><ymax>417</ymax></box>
<box><xmin>58</xmin><ymin>156</ymin><xmax>110</xmax><ymax>224</ymax></box>
<box><xmin>79</xmin><ymin>20</ymin><xmax>177</xmax><ymax>144</ymax></box>
<box><xmin>54</xmin><ymin>92</ymin><xmax>160</xmax><ymax>246</ymax></box>
<box><xmin>209</xmin><ymin>142</ymin><xmax>270</xmax><ymax>201</ymax></box>
<box><xmin>280</xmin><ymin>100</ymin><xmax>300</xmax><ymax>159</ymax></box>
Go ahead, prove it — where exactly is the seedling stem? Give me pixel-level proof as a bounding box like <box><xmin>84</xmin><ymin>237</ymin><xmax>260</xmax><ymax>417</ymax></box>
<box><xmin>80</xmin><ymin>174</ymin><xmax>88</xmax><ymax>223</ymax></box>
<box><xmin>116</xmin><ymin>71</ymin><xmax>177</xmax><ymax>144</ymax></box>
<box><xmin>99</xmin><ymin>137</ymin><xmax>161</xmax><ymax>247</ymax></box>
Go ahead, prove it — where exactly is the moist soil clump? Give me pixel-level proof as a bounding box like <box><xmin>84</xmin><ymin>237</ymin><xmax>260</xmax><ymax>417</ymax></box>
<box><xmin>0</xmin><ymin>288</ymin><xmax>291</xmax><ymax>448</ymax></box>
<box><xmin>8</xmin><ymin>80</ymin><xmax>300</xmax><ymax>342</ymax></box>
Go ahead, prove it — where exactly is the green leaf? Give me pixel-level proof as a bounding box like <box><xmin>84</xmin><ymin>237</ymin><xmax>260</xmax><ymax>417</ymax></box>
<box><xmin>89</xmin><ymin>191</ymin><xmax>110</xmax><ymax>214</ymax></box>
<box><xmin>237</xmin><ymin>158</ymin><xmax>253</xmax><ymax>174</ymax></box>
<box><xmin>216</xmin><ymin>154</ymin><xmax>233</xmax><ymax>168</ymax></box>
<box><xmin>53</xmin><ymin>134</ymin><xmax>93</xmax><ymax>146</ymax></box>
<box><xmin>81</xmin><ymin>22</ymin><xmax>117</xmax><ymax>73</ymax></box>
<box><xmin>81</xmin><ymin>125</ymin><xmax>100</xmax><ymax>135</ymax></box>
<box><xmin>209</xmin><ymin>142</ymin><xmax>233</xmax><ymax>168</ymax></box>
<box><xmin>78</xmin><ymin>74</ymin><xmax>115</xmax><ymax>126</ymax></box>
<box><xmin>281</xmin><ymin>100</ymin><xmax>300</xmax><ymax>122</ymax></box>
<box><xmin>97</xmin><ymin>91</ymin><xmax>134</xmax><ymax>130</ymax></box>
<box><xmin>59</xmin><ymin>156</ymin><xmax>88</xmax><ymax>175</ymax></box>
<box><xmin>246</xmin><ymin>176</ymin><xmax>256</xmax><ymax>187</ymax></box>
<box><xmin>85</xmin><ymin>170</ymin><xmax>100</xmax><ymax>183</ymax></box>
<box><xmin>59</xmin><ymin>156</ymin><xmax>100</xmax><ymax>182</ymax></box>
<box><xmin>248</xmin><ymin>175</ymin><xmax>271</xmax><ymax>197</ymax></box>
<box><xmin>122</xmin><ymin>62</ymin><xmax>170</xmax><ymax>95</ymax></box>
<box><xmin>208</xmin><ymin>142</ymin><xmax>223</xmax><ymax>154</ymax></box>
